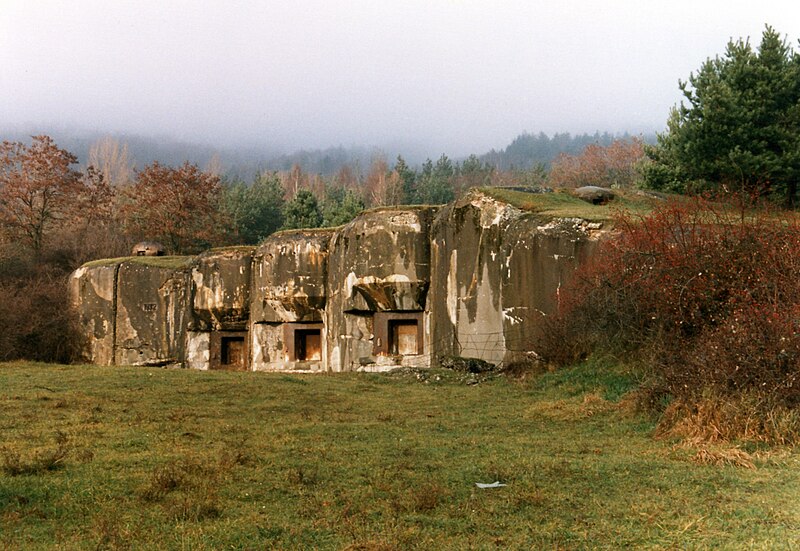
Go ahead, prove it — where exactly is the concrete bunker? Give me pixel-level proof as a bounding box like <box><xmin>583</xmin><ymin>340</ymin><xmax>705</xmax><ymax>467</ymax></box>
<box><xmin>71</xmin><ymin>190</ymin><xmax>610</xmax><ymax>372</ymax></box>
<box><xmin>186</xmin><ymin>247</ymin><xmax>254</xmax><ymax>370</ymax></box>
<box><xmin>326</xmin><ymin>207</ymin><xmax>436</xmax><ymax>371</ymax></box>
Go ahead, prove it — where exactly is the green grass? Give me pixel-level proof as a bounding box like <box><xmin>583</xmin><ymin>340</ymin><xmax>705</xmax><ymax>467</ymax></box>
<box><xmin>204</xmin><ymin>245</ymin><xmax>256</xmax><ymax>254</ymax></box>
<box><xmin>81</xmin><ymin>256</ymin><xmax>194</xmax><ymax>269</ymax></box>
<box><xmin>1</xmin><ymin>361</ymin><xmax>799</xmax><ymax>549</ymax></box>
<box><xmin>482</xmin><ymin>187</ymin><xmax>663</xmax><ymax>222</ymax></box>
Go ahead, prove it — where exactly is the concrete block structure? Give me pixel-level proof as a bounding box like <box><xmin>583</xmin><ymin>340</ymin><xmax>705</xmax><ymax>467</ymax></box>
<box><xmin>70</xmin><ymin>191</ymin><xmax>605</xmax><ymax>372</ymax></box>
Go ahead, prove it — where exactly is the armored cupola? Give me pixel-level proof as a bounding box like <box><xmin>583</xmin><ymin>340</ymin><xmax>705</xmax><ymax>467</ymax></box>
<box><xmin>132</xmin><ymin>241</ymin><xmax>165</xmax><ymax>257</ymax></box>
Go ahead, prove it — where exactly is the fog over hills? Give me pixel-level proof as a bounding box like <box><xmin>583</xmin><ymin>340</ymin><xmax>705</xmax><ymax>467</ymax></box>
<box><xmin>0</xmin><ymin>123</ymin><xmax>655</xmax><ymax>180</ymax></box>
<box><xmin>5</xmin><ymin>2</ymin><xmax>796</xmax><ymax>179</ymax></box>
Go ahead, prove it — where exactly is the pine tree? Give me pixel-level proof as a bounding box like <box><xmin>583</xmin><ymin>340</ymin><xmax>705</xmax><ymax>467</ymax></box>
<box><xmin>644</xmin><ymin>26</ymin><xmax>800</xmax><ymax>206</ymax></box>
<box><xmin>282</xmin><ymin>189</ymin><xmax>323</xmax><ymax>229</ymax></box>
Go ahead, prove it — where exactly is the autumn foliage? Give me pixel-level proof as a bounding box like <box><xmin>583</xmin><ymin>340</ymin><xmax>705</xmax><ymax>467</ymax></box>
<box><xmin>122</xmin><ymin>161</ymin><xmax>224</xmax><ymax>254</ymax></box>
<box><xmin>547</xmin><ymin>138</ymin><xmax>645</xmax><ymax>189</ymax></box>
<box><xmin>542</xmin><ymin>198</ymin><xmax>800</xmax><ymax>441</ymax></box>
<box><xmin>0</xmin><ymin>136</ymin><xmax>84</xmax><ymax>256</ymax></box>
<box><xmin>0</xmin><ymin>137</ymin><xmax>232</xmax><ymax>362</ymax></box>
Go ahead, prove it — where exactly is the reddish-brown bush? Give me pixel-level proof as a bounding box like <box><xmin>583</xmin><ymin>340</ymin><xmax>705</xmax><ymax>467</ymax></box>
<box><xmin>0</xmin><ymin>260</ymin><xmax>85</xmax><ymax>363</ymax></box>
<box><xmin>548</xmin><ymin>138</ymin><xmax>645</xmax><ymax>189</ymax></box>
<box><xmin>545</xmin><ymin>198</ymin><xmax>800</xmax><ymax>434</ymax></box>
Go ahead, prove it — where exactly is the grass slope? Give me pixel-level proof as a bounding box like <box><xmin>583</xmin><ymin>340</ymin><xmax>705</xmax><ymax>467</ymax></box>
<box><xmin>1</xmin><ymin>361</ymin><xmax>798</xmax><ymax>550</ymax></box>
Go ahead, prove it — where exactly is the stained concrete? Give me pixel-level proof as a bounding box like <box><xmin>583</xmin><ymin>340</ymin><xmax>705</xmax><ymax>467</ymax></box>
<box><xmin>69</xmin><ymin>263</ymin><xmax>118</xmax><ymax>365</ymax></box>
<box><xmin>251</xmin><ymin>230</ymin><xmax>333</xmax><ymax>323</ymax></box>
<box><xmin>114</xmin><ymin>258</ymin><xmax>193</xmax><ymax>367</ymax></box>
<box><xmin>430</xmin><ymin>191</ymin><xmax>604</xmax><ymax>366</ymax></box>
<box><xmin>250</xmin><ymin>229</ymin><xmax>333</xmax><ymax>372</ymax></box>
<box><xmin>326</xmin><ymin>207</ymin><xmax>436</xmax><ymax>372</ymax></box>
<box><xmin>71</xmin><ymin>190</ymin><xmax>609</xmax><ymax>372</ymax></box>
<box><xmin>430</xmin><ymin>193</ymin><xmax>517</xmax><ymax>364</ymax></box>
<box><xmin>191</xmin><ymin>247</ymin><xmax>254</xmax><ymax>331</ymax></box>
<box><xmin>499</xmin><ymin>216</ymin><xmax>602</xmax><ymax>365</ymax></box>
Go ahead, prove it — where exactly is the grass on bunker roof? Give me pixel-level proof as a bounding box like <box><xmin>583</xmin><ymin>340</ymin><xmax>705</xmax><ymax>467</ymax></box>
<box><xmin>1</xmin><ymin>360</ymin><xmax>799</xmax><ymax>550</ymax></box>
<box><xmin>482</xmin><ymin>187</ymin><xmax>663</xmax><ymax>222</ymax></box>
<box><xmin>81</xmin><ymin>255</ymin><xmax>194</xmax><ymax>270</ymax></box>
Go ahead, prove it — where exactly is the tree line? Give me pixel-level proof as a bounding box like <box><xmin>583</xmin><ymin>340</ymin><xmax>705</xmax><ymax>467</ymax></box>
<box><xmin>0</xmin><ymin>131</ymin><xmax>646</xmax><ymax>363</ymax></box>
<box><xmin>0</xmin><ymin>135</ymin><xmax>651</xmax><ymax>265</ymax></box>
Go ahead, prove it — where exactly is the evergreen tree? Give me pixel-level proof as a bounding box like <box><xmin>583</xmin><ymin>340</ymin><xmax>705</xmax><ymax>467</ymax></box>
<box><xmin>456</xmin><ymin>154</ymin><xmax>493</xmax><ymax>194</ymax></box>
<box><xmin>643</xmin><ymin>26</ymin><xmax>800</xmax><ymax>206</ymax></box>
<box><xmin>222</xmin><ymin>173</ymin><xmax>285</xmax><ymax>244</ymax></box>
<box><xmin>322</xmin><ymin>187</ymin><xmax>365</xmax><ymax>226</ymax></box>
<box><xmin>282</xmin><ymin>189</ymin><xmax>323</xmax><ymax>229</ymax></box>
<box><xmin>393</xmin><ymin>155</ymin><xmax>417</xmax><ymax>204</ymax></box>
<box><xmin>415</xmin><ymin>155</ymin><xmax>455</xmax><ymax>204</ymax></box>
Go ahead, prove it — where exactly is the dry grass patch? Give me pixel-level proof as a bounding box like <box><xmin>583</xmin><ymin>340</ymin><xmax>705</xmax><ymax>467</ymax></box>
<box><xmin>1</xmin><ymin>431</ymin><xmax>70</xmax><ymax>476</ymax></box>
<box><xmin>656</xmin><ymin>393</ymin><xmax>800</xmax><ymax>446</ymax></box>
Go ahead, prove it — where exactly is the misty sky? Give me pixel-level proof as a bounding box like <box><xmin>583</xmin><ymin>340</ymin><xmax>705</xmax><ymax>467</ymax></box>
<box><xmin>2</xmin><ymin>1</ymin><xmax>800</xmax><ymax>156</ymax></box>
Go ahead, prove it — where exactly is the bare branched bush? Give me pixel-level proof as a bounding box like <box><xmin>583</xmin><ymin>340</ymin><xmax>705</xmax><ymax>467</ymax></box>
<box><xmin>542</xmin><ymin>198</ymin><xmax>800</xmax><ymax>442</ymax></box>
<box><xmin>0</xmin><ymin>263</ymin><xmax>85</xmax><ymax>363</ymax></box>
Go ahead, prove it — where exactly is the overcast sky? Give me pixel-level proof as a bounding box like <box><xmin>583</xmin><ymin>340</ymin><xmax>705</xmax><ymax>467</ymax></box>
<box><xmin>2</xmin><ymin>1</ymin><xmax>800</xmax><ymax>156</ymax></box>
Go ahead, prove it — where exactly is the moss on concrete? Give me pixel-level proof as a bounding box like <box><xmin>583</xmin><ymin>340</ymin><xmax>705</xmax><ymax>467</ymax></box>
<box><xmin>206</xmin><ymin>245</ymin><xmax>257</xmax><ymax>255</ymax></box>
<box><xmin>82</xmin><ymin>256</ymin><xmax>193</xmax><ymax>270</ymax></box>
<box><xmin>262</xmin><ymin>227</ymin><xmax>339</xmax><ymax>243</ymax></box>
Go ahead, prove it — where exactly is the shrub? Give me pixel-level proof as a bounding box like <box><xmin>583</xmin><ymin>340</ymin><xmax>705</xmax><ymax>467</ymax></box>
<box><xmin>0</xmin><ymin>263</ymin><xmax>85</xmax><ymax>363</ymax></box>
<box><xmin>544</xmin><ymin>198</ymin><xmax>800</xmax><ymax>442</ymax></box>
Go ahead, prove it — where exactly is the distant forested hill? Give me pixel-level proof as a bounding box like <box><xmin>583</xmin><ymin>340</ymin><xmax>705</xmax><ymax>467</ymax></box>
<box><xmin>1</xmin><ymin>125</ymin><xmax>656</xmax><ymax>177</ymax></box>
<box><xmin>479</xmin><ymin>131</ymin><xmax>657</xmax><ymax>170</ymax></box>
<box><xmin>0</xmin><ymin>126</ymin><xmax>397</xmax><ymax>179</ymax></box>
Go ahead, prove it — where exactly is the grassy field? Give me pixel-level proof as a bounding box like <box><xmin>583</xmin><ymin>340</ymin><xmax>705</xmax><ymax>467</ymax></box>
<box><xmin>1</xmin><ymin>360</ymin><xmax>799</xmax><ymax>550</ymax></box>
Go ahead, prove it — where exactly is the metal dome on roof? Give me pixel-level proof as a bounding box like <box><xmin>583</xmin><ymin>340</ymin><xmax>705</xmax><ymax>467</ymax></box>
<box><xmin>132</xmin><ymin>241</ymin><xmax>165</xmax><ymax>257</ymax></box>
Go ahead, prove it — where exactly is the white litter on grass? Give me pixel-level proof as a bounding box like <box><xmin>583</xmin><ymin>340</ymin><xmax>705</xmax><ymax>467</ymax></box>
<box><xmin>475</xmin><ymin>481</ymin><xmax>507</xmax><ymax>489</ymax></box>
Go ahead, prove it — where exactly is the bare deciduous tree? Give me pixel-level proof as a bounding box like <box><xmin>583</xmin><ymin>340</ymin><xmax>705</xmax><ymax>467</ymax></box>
<box><xmin>87</xmin><ymin>136</ymin><xmax>133</xmax><ymax>187</ymax></box>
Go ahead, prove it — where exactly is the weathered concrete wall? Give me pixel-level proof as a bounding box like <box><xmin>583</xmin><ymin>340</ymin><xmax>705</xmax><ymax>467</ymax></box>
<box><xmin>185</xmin><ymin>331</ymin><xmax>210</xmax><ymax>370</ymax></box>
<box><xmin>430</xmin><ymin>193</ymin><xmax>517</xmax><ymax>364</ymax></box>
<box><xmin>191</xmin><ymin>247</ymin><xmax>254</xmax><ymax>331</ymax></box>
<box><xmin>499</xmin><ymin>217</ymin><xmax>602</xmax><ymax>364</ymax></box>
<box><xmin>326</xmin><ymin>207</ymin><xmax>436</xmax><ymax>372</ymax></box>
<box><xmin>114</xmin><ymin>259</ymin><xmax>193</xmax><ymax>367</ymax></box>
<box><xmin>251</xmin><ymin>322</ymin><xmax>326</xmax><ymax>373</ymax></box>
<box><xmin>251</xmin><ymin>230</ymin><xmax>333</xmax><ymax>323</ymax></box>
<box><xmin>69</xmin><ymin>263</ymin><xmax>119</xmax><ymax>365</ymax></box>
<box><xmin>430</xmin><ymin>191</ymin><xmax>604</xmax><ymax>366</ymax></box>
<box><xmin>250</xmin><ymin>230</ymin><xmax>333</xmax><ymax>371</ymax></box>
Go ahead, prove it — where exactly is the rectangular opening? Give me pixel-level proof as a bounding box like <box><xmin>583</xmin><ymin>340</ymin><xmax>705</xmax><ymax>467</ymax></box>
<box><xmin>389</xmin><ymin>320</ymin><xmax>419</xmax><ymax>355</ymax></box>
<box><xmin>284</xmin><ymin>322</ymin><xmax>324</xmax><ymax>362</ymax></box>
<box><xmin>295</xmin><ymin>329</ymin><xmax>321</xmax><ymax>361</ymax></box>
<box><xmin>209</xmin><ymin>331</ymin><xmax>249</xmax><ymax>371</ymax></box>
<box><xmin>221</xmin><ymin>336</ymin><xmax>245</xmax><ymax>368</ymax></box>
<box><xmin>373</xmin><ymin>312</ymin><xmax>423</xmax><ymax>356</ymax></box>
